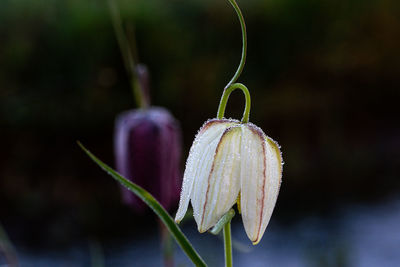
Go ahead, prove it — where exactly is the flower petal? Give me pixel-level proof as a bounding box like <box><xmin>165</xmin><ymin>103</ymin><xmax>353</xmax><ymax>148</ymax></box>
<box><xmin>198</xmin><ymin>126</ymin><xmax>242</xmax><ymax>232</ymax></box>
<box><xmin>240</xmin><ymin>124</ymin><xmax>283</xmax><ymax>244</ymax></box>
<box><xmin>190</xmin><ymin>120</ymin><xmax>240</xmax><ymax>229</ymax></box>
<box><xmin>175</xmin><ymin>119</ymin><xmax>237</xmax><ymax>223</ymax></box>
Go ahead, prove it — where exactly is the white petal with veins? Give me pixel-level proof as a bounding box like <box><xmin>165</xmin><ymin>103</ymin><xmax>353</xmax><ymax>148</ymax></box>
<box><xmin>198</xmin><ymin>126</ymin><xmax>241</xmax><ymax>232</ymax></box>
<box><xmin>175</xmin><ymin>120</ymin><xmax>236</xmax><ymax>223</ymax></box>
<box><xmin>240</xmin><ymin>124</ymin><xmax>282</xmax><ymax>244</ymax></box>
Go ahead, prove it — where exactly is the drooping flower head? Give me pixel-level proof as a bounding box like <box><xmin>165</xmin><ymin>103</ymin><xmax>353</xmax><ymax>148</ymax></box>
<box><xmin>175</xmin><ymin>83</ymin><xmax>283</xmax><ymax>244</ymax></box>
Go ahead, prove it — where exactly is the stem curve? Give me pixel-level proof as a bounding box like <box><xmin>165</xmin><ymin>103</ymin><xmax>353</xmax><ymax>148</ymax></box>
<box><xmin>217</xmin><ymin>83</ymin><xmax>251</xmax><ymax>123</ymax></box>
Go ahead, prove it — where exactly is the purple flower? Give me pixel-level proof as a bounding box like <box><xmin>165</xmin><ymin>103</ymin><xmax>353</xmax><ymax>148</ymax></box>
<box><xmin>114</xmin><ymin>107</ymin><xmax>182</xmax><ymax>212</ymax></box>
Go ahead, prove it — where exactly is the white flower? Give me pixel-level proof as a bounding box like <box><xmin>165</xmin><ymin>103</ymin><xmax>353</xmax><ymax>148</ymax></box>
<box><xmin>175</xmin><ymin>118</ymin><xmax>283</xmax><ymax>244</ymax></box>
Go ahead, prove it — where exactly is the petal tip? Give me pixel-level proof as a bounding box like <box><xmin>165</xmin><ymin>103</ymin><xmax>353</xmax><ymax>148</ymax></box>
<box><xmin>174</xmin><ymin>208</ymin><xmax>186</xmax><ymax>224</ymax></box>
<box><xmin>198</xmin><ymin>225</ymin><xmax>208</xmax><ymax>233</ymax></box>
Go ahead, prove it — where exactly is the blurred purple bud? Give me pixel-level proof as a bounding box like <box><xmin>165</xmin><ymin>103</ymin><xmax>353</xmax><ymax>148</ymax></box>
<box><xmin>114</xmin><ymin>107</ymin><xmax>182</xmax><ymax>212</ymax></box>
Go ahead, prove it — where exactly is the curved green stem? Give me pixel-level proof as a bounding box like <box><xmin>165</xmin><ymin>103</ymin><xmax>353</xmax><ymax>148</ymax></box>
<box><xmin>78</xmin><ymin>142</ymin><xmax>207</xmax><ymax>267</ymax></box>
<box><xmin>226</xmin><ymin>0</ymin><xmax>247</xmax><ymax>88</ymax></box>
<box><xmin>217</xmin><ymin>83</ymin><xmax>251</xmax><ymax>123</ymax></box>
<box><xmin>223</xmin><ymin>221</ymin><xmax>233</xmax><ymax>267</ymax></box>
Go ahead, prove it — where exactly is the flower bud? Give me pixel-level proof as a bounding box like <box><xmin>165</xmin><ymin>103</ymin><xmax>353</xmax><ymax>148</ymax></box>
<box><xmin>114</xmin><ymin>107</ymin><xmax>182</xmax><ymax>212</ymax></box>
<box><xmin>175</xmin><ymin>119</ymin><xmax>282</xmax><ymax>244</ymax></box>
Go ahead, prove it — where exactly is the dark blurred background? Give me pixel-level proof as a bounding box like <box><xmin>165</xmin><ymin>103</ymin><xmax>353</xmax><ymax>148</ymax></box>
<box><xmin>1</xmin><ymin>0</ymin><xmax>399</xmax><ymax>266</ymax></box>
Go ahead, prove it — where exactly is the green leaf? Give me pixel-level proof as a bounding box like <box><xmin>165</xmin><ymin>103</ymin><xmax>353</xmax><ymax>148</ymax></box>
<box><xmin>210</xmin><ymin>209</ymin><xmax>235</xmax><ymax>235</ymax></box>
<box><xmin>77</xmin><ymin>142</ymin><xmax>207</xmax><ymax>267</ymax></box>
<box><xmin>0</xmin><ymin>221</ymin><xmax>18</xmax><ymax>266</ymax></box>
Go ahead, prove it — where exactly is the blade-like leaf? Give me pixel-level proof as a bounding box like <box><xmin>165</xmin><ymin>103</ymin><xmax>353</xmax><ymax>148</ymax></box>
<box><xmin>0</xmin><ymin>221</ymin><xmax>18</xmax><ymax>266</ymax></box>
<box><xmin>78</xmin><ymin>142</ymin><xmax>207</xmax><ymax>267</ymax></box>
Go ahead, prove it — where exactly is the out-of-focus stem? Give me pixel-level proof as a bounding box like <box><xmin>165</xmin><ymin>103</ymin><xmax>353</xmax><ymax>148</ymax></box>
<box><xmin>159</xmin><ymin>220</ymin><xmax>174</xmax><ymax>267</ymax></box>
<box><xmin>108</xmin><ymin>0</ymin><xmax>149</xmax><ymax>108</ymax></box>
<box><xmin>89</xmin><ymin>239</ymin><xmax>105</xmax><ymax>267</ymax></box>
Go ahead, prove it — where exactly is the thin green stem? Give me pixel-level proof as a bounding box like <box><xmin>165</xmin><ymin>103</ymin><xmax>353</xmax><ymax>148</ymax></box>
<box><xmin>209</xmin><ymin>210</ymin><xmax>235</xmax><ymax>267</ymax></box>
<box><xmin>108</xmin><ymin>0</ymin><xmax>148</xmax><ymax>108</ymax></box>
<box><xmin>226</xmin><ymin>0</ymin><xmax>247</xmax><ymax>88</ymax></box>
<box><xmin>223</xmin><ymin>221</ymin><xmax>233</xmax><ymax>267</ymax></box>
<box><xmin>78</xmin><ymin>142</ymin><xmax>207</xmax><ymax>267</ymax></box>
<box><xmin>217</xmin><ymin>83</ymin><xmax>251</xmax><ymax>123</ymax></box>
